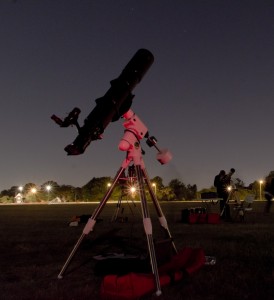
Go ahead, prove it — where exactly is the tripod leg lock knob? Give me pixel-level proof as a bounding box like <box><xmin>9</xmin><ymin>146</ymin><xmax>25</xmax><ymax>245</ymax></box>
<box><xmin>83</xmin><ymin>218</ymin><xmax>96</xmax><ymax>235</ymax></box>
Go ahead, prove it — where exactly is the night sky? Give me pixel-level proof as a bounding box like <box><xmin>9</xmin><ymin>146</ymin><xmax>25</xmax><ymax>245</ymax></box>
<box><xmin>1</xmin><ymin>0</ymin><xmax>274</xmax><ymax>191</ymax></box>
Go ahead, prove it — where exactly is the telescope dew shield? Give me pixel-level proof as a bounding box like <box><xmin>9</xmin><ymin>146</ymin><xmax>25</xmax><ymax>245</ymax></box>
<box><xmin>64</xmin><ymin>49</ymin><xmax>154</xmax><ymax>155</ymax></box>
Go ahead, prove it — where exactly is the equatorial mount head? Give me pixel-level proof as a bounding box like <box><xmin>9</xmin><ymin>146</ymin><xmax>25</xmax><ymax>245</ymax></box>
<box><xmin>118</xmin><ymin>109</ymin><xmax>172</xmax><ymax>165</ymax></box>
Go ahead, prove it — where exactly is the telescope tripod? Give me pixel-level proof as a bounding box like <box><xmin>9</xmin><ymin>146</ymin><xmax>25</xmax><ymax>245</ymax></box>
<box><xmin>110</xmin><ymin>167</ymin><xmax>138</xmax><ymax>222</ymax></box>
<box><xmin>111</xmin><ymin>185</ymin><xmax>137</xmax><ymax>223</ymax></box>
<box><xmin>220</xmin><ymin>187</ymin><xmax>241</xmax><ymax>217</ymax></box>
<box><xmin>58</xmin><ymin>143</ymin><xmax>177</xmax><ymax>296</ymax></box>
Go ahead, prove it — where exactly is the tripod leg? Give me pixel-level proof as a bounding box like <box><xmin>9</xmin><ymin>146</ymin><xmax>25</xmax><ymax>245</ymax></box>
<box><xmin>58</xmin><ymin>166</ymin><xmax>127</xmax><ymax>279</ymax></box>
<box><xmin>135</xmin><ymin>164</ymin><xmax>162</xmax><ymax>297</ymax></box>
<box><xmin>58</xmin><ymin>233</ymin><xmax>86</xmax><ymax>279</ymax></box>
<box><xmin>111</xmin><ymin>195</ymin><xmax>122</xmax><ymax>222</ymax></box>
<box><xmin>142</xmin><ymin>168</ymin><xmax>177</xmax><ymax>254</ymax></box>
<box><xmin>220</xmin><ymin>205</ymin><xmax>225</xmax><ymax>217</ymax></box>
<box><xmin>220</xmin><ymin>191</ymin><xmax>232</xmax><ymax>218</ymax></box>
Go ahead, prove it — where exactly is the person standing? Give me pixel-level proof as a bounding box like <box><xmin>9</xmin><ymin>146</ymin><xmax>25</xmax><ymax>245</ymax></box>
<box><xmin>214</xmin><ymin>169</ymin><xmax>235</xmax><ymax>221</ymax></box>
<box><xmin>264</xmin><ymin>176</ymin><xmax>274</xmax><ymax>214</ymax></box>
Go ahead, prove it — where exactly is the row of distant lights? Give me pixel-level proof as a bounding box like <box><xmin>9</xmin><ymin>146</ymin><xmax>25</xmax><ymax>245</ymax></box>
<box><xmin>227</xmin><ymin>179</ymin><xmax>264</xmax><ymax>191</ymax></box>
<box><xmin>109</xmin><ymin>179</ymin><xmax>265</xmax><ymax>194</ymax></box>
<box><xmin>18</xmin><ymin>182</ymin><xmax>156</xmax><ymax>195</ymax></box>
<box><xmin>19</xmin><ymin>179</ymin><xmax>264</xmax><ymax>195</ymax></box>
<box><xmin>17</xmin><ymin>185</ymin><xmax>52</xmax><ymax>194</ymax></box>
<box><xmin>107</xmin><ymin>182</ymin><xmax>157</xmax><ymax>195</ymax></box>
<box><xmin>106</xmin><ymin>182</ymin><xmax>138</xmax><ymax>194</ymax></box>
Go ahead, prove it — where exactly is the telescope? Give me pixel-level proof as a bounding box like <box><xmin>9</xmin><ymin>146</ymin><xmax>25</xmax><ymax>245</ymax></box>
<box><xmin>54</xmin><ymin>49</ymin><xmax>177</xmax><ymax>297</ymax></box>
<box><xmin>227</xmin><ymin>168</ymin><xmax>236</xmax><ymax>178</ymax></box>
<box><xmin>51</xmin><ymin>49</ymin><xmax>154</xmax><ymax>155</ymax></box>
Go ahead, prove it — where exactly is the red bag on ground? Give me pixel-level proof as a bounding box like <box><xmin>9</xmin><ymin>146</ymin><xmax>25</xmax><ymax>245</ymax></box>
<box><xmin>207</xmin><ymin>213</ymin><xmax>220</xmax><ymax>224</ymax></box>
<box><xmin>197</xmin><ymin>213</ymin><xmax>208</xmax><ymax>224</ymax></box>
<box><xmin>100</xmin><ymin>247</ymin><xmax>205</xmax><ymax>300</ymax></box>
<box><xmin>188</xmin><ymin>213</ymin><xmax>199</xmax><ymax>224</ymax></box>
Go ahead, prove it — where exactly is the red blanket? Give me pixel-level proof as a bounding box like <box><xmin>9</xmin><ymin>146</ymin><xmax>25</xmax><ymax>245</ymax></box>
<box><xmin>100</xmin><ymin>247</ymin><xmax>205</xmax><ymax>300</ymax></box>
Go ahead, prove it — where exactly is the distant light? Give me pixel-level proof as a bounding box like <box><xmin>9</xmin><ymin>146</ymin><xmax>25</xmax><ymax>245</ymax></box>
<box><xmin>227</xmin><ymin>186</ymin><xmax>232</xmax><ymax>192</ymax></box>
<box><xmin>130</xmin><ymin>186</ymin><xmax>136</xmax><ymax>194</ymax></box>
<box><xmin>46</xmin><ymin>185</ymin><xmax>52</xmax><ymax>192</ymax></box>
<box><xmin>18</xmin><ymin>186</ymin><xmax>23</xmax><ymax>192</ymax></box>
<box><xmin>259</xmin><ymin>180</ymin><xmax>264</xmax><ymax>201</ymax></box>
<box><xmin>152</xmin><ymin>182</ymin><xmax>157</xmax><ymax>194</ymax></box>
<box><xmin>31</xmin><ymin>187</ymin><xmax>37</xmax><ymax>194</ymax></box>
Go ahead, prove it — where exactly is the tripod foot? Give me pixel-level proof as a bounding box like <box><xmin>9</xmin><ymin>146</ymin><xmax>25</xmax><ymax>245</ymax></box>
<box><xmin>57</xmin><ymin>275</ymin><xmax>63</xmax><ymax>279</ymax></box>
<box><xmin>155</xmin><ymin>290</ymin><xmax>162</xmax><ymax>297</ymax></box>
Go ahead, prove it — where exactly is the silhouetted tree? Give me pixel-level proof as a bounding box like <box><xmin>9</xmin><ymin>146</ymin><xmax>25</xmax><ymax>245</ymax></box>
<box><xmin>161</xmin><ymin>186</ymin><xmax>176</xmax><ymax>201</ymax></box>
<box><xmin>168</xmin><ymin>179</ymin><xmax>187</xmax><ymax>200</ymax></box>
<box><xmin>57</xmin><ymin>185</ymin><xmax>75</xmax><ymax>202</ymax></box>
<box><xmin>24</xmin><ymin>183</ymin><xmax>37</xmax><ymax>192</ymax></box>
<box><xmin>149</xmin><ymin>176</ymin><xmax>164</xmax><ymax>199</ymax></box>
<box><xmin>82</xmin><ymin>177</ymin><xmax>113</xmax><ymax>201</ymax></box>
<box><xmin>186</xmin><ymin>184</ymin><xmax>197</xmax><ymax>200</ymax></box>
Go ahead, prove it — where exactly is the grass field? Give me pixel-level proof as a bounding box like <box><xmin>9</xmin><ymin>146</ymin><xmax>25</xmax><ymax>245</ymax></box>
<box><xmin>0</xmin><ymin>201</ymin><xmax>274</xmax><ymax>300</ymax></box>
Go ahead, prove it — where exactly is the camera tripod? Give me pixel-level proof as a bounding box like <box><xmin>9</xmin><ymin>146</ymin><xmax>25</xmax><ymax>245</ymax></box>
<box><xmin>58</xmin><ymin>109</ymin><xmax>177</xmax><ymax>297</ymax></box>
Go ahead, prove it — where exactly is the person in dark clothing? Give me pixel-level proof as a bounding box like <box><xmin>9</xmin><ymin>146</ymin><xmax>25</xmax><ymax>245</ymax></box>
<box><xmin>214</xmin><ymin>170</ymin><xmax>226</xmax><ymax>196</ymax></box>
<box><xmin>214</xmin><ymin>168</ymin><xmax>235</xmax><ymax>220</ymax></box>
<box><xmin>264</xmin><ymin>177</ymin><xmax>274</xmax><ymax>214</ymax></box>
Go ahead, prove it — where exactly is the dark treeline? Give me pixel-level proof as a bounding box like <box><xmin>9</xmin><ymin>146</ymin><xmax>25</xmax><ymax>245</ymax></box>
<box><xmin>0</xmin><ymin>176</ymin><xmax>197</xmax><ymax>203</ymax></box>
<box><xmin>1</xmin><ymin>171</ymin><xmax>274</xmax><ymax>203</ymax></box>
